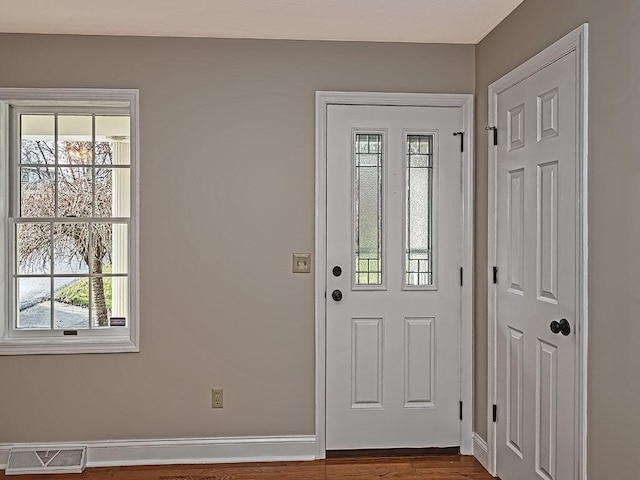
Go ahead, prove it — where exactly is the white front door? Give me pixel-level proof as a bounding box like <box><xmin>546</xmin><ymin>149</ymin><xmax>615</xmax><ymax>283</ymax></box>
<box><xmin>495</xmin><ymin>50</ymin><xmax>577</xmax><ymax>479</ymax></box>
<box><xmin>325</xmin><ymin>104</ymin><xmax>463</xmax><ymax>449</ymax></box>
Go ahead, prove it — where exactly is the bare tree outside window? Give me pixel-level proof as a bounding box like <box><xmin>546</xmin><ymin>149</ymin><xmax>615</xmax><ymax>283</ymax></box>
<box><xmin>19</xmin><ymin>140</ymin><xmax>115</xmax><ymax>326</ymax></box>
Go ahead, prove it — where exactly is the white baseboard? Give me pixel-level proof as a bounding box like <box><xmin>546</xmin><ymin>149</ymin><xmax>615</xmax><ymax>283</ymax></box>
<box><xmin>0</xmin><ymin>435</ymin><xmax>317</xmax><ymax>470</ymax></box>
<box><xmin>472</xmin><ymin>432</ymin><xmax>490</xmax><ymax>474</ymax></box>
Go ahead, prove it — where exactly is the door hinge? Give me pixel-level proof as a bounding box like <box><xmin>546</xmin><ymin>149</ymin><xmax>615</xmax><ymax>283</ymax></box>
<box><xmin>453</xmin><ymin>131</ymin><xmax>464</xmax><ymax>152</ymax></box>
<box><xmin>460</xmin><ymin>267</ymin><xmax>463</xmax><ymax>287</ymax></box>
<box><xmin>459</xmin><ymin>401</ymin><xmax>463</xmax><ymax>421</ymax></box>
<box><xmin>493</xmin><ymin>266</ymin><xmax>498</xmax><ymax>284</ymax></box>
<box><xmin>485</xmin><ymin>126</ymin><xmax>498</xmax><ymax>146</ymax></box>
<box><xmin>493</xmin><ymin>404</ymin><xmax>498</xmax><ymax>423</ymax></box>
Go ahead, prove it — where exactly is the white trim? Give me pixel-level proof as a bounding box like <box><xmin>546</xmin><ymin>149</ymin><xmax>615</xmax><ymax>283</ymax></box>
<box><xmin>486</xmin><ymin>24</ymin><xmax>588</xmax><ymax>479</ymax></box>
<box><xmin>0</xmin><ymin>102</ymin><xmax>8</xmax><ymax>358</ymax></box>
<box><xmin>0</xmin><ymin>435</ymin><xmax>316</xmax><ymax>470</ymax></box>
<box><xmin>472</xmin><ymin>433</ymin><xmax>491</xmax><ymax>475</ymax></box>
<box><xmin>315</xmin><ymin>91</ymin><xmax>474</xmax><ymax>457</ymax></box>
<box><xmin>459</xmin><ymin>93</ymin><xmax>475</xmax><ymax>455</ymax></box>
<box><xmin>0</xmin><ymin>88</ymin><xmax>136</xmax><ymax>106</ymax></box>
<box><xmin>0</xmin><ymin>88</ymin><xmax>140</xmax><ymax>355</ymax></box>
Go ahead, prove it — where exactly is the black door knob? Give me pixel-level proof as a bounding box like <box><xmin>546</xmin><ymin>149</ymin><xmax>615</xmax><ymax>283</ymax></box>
<box><xmin>550</xmin><ymin>318</ymin><xmax>571</xmax><ymax>336</ymax></box>
<box><xmin>332</xmin><ymin>266</ymin><xmax>342</xmax><ymax>277</ymax></box>
<box><xmin>331</xmin><ymin>289</ymin><xmax>343</xmax><ymax>302</ymax></box>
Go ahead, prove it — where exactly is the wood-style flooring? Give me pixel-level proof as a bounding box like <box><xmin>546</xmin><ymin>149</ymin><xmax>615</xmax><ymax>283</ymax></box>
<box><xmin>1</xmin><ymin>455</ymin><xmax>493</xmax><ymax>479</ymax></box>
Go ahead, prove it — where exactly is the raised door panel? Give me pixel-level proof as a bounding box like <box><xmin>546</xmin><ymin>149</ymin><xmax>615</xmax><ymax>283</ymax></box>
<box><xmin>508</xmin><ymin>169</ymin><xmax>525</xmax><ymax>295</ymax></box>
<box><xmin>536</xmin><ymin>339</ymin><xmax>558</xmax><ymax>480</ymax></box>
<box><xmin>537</xmin><ymin>88</ymin><xmax>559</xmax><ymax>142</ymax></box>
<box><xmin>537</xmin><ymin>162</ymin><xmax>559</xmax><ymax>303</ymax></box>
<box><xmin>404</xmin><ymin>317</ymin><xmax>435</xmax><ymax>407</ymax></box>
<box><xmin>351</xmin><ymin>318</ymin><xmax>384</xmax><ymax>408</ymax></box>
<box><xmin>508</xmin><ymin>104</ymin><xmax>525</xmax><ymax>151</ymax></box>
<box><xmin>506</xmin><ymin>327</ymin><xmax>524</xmax><ymax>458</ymax></box>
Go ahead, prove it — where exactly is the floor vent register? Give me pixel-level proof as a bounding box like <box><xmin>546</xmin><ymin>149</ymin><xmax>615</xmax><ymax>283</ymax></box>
<box><xmin>5</xmin><ymin>447</ymin><xmax>86</xmax><ymax>475</ymax></box>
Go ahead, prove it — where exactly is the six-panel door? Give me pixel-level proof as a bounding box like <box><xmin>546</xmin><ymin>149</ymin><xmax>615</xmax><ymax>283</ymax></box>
<box><xmin>496</xmin><ymin>51</ymin><xmax>577</xmax><ymax>480</ymax></box>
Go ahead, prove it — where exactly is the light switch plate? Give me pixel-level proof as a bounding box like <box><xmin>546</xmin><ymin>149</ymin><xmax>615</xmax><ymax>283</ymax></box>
<box><xmin>292</xmin><ymin>253</ymin><xmax>311</xmax><ymax>273</ymax></box>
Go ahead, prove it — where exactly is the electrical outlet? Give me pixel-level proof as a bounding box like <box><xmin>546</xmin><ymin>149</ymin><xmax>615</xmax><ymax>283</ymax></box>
<box><xmin>212</xmin><ymin>388</ymin><xmax>223</xmax><ymax>408</ymax></box>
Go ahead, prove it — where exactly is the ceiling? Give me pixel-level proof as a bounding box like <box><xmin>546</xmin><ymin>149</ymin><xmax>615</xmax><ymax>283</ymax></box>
<box><xmin>0</xmin><ymin>0</ymin><xmax>523</xmax><ymax>44</ymax></box>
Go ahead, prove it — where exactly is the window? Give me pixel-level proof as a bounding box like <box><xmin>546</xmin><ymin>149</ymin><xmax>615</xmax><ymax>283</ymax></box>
<box><xmin>404</xmin><ymin>134</ymin><xmax>435</xmax><ymax>288</ymax></box>
<box><xmin>0</xmin><ymin>89</ymin><xmax>139</xmax><ymax>354</ymax></box>
<box><xmin>353</xmin><ymin>133</ymin><xmax>384</xmax><ymax>287</ymax></box>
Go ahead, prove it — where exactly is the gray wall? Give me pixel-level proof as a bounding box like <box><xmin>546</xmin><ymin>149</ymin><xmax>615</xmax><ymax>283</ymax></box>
<box><xmin>0</xmin><ymin>34</ymin><xmax>475</xmax><ymax>442</ymax></box>
<box><xmin>475</xmin><ymin>0</ymin><xmax>640</xmax><ymax>478</ymax></box>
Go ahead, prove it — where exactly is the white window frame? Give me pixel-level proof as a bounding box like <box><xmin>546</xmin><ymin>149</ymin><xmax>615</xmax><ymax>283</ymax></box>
<box><xmin>0</xmin><ymin>88</ymin><xmax>140</xmax><ymax>355</ymax></box>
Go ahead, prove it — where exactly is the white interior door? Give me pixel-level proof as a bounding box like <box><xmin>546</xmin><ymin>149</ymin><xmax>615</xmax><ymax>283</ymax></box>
<box><xmin>325</xmin><ymin>104</ymin><xmax>462</xmax><ymax>449</ymax></box>
<box><xmin>495</xmin><ymin>50</ymin><xmax>577</xmax><ymax>480</ymax></box>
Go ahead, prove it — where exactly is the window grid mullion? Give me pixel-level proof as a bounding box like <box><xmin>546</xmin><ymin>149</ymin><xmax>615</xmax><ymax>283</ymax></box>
<box><xmin>89</xmin><ymin>114</ymin><xmax>96</xmax><ymax>329</ymax></box>
<box><xmin>49</xmin><ymin>221</ymin><xmax>54</xmax><ymax>330</ymax></box>
<box><xmin>50</xmin><ymin>114</ymin><xmax>59</xmax><ymax>330</ymax></box>
<box><xmin>15</xmin><ymin>217</ymin><xmax>130</xmax><ymax>223</ymax></box>
<box><xmin>88</xmin><ymin>219</ymin><xmax>93</xmax><ymax>329</ymax></box>
<box><xmin>91</xmin><ymin>114</ymin><xmax>96</xmax><ymax>218</ymax></box>
<box><xmin>17</xmin><ymin>164</ymin><xmax>129</xmax><ymax>169</ymax></box>
<box><xmin>54</xmin><ymin>113</ymin><xmax>59</xmax><ymax>218</ymax></box>
<box><xmin>15</xmin><ymin>273</ymin><xmax>128</xmax><ymax>278</ymax></box>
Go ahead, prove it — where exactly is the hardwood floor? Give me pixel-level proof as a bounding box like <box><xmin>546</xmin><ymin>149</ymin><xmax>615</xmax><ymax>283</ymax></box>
<box><xmin>1</xmin><ymin>455</ymin><xmax>492</xmax><ymax>479</ymax></box>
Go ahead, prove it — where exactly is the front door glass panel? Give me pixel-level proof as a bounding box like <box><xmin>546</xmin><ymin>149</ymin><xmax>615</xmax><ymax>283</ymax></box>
<box><xmin>353</xmin><ymin>133</ymin><xmax>384</xmax><ymax>287</ymax></box>
<box><xmin>405</xmin><ymin>134</ymin><xmax>435</xmax><ymax>288</ymax></box>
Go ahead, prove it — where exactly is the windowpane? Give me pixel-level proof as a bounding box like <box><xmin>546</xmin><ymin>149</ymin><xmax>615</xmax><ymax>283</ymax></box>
<box><xmin>57</xmin><ymin>167</ymin><xmax>93</xmax><ymax>217</ymax></box>
<box><xmin>96</xmin><ymin>116</ymin><xmax>130</xmax><ymax>165</ymax></box>
<box><xmin>96</xmin><ymin>168</ymin><xmax>130</xmax><ymax>217</ymax></box>
<box><xmin>92</xmin><ymin>277</ymin><xmax>127</xmax><ymax>328</ymax></box>
<box><xmin>58</xmin><ymin>140</ymin><xmax>93</xmax><ymax>165</ymax></box>
<box><xmin>409</xmin><ymin>135</ymin><xmax>432</xmax><ymax>155</ymax></box>
<box><xmin>17</xmin><ymin>223</ymin><xmax>51</xmax><ymax>274</ymax></box>
<box><xmin>58</xmin><ymin>115</ymin><xmax>92</xmax><ymax>165</ymax></box>
<box><xmin>54</xmin><ymin>277</ymin><xmax>89</xmax><ymax>329</ymax></box>
<box><xmin>20</xmin><ymin>167</ymin><xmax>55</xmax><ymax>217</ymax></box>
<box><xmin>17</xmin><ymin>277</ymin><xmax>52</xmax><ymax>330</ymax></box>
<box><xmin>354</xmin><ymin>133</ymin><xmax>383</xmax><ymax>286</ymax></box>
<box><xmin>53</xmin><ymin>223</ymin><xmax>90</xmax><ymax>274</ymax></box>
<box><xmin>21</xmin><ymin>115</ymin><xmax>55</xmax><ymax>165</ymax></box>
<box><xmin>406</xmin><ymin>135</ymin><xmax>434</xmax><ymax>287</ymax></box>
<box><xmin>92</xmin><ymin>223</ymin><xmax>127</xmax><ymax>274</ymax></box>
<box><xmin>109</xmin><ymin>277</ymin><xmax>128</xmax><ymax>328</ymax></box>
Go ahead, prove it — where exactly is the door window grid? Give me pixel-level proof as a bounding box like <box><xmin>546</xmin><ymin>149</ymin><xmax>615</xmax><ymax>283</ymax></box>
<box><xmin>354</xmin><ymin>133</ymin><xmax>383</xmax><ymax>286</ymax></box>
<box><xmin>13</xmin><ymin>112</ymin><xmax>130</xmax><ymax>331</ymax></box>
<box><xmin>405</xmin><ymin>134</ymin><xmax>434</xmax><ymax>287</ymax></box>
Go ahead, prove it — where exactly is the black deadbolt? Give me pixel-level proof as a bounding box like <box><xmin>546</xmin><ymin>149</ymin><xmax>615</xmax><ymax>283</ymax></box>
<box><xmin>331</xmin><ymin>289</ymin><xmax>343</xmax><ymax>302</ymax></box>
<box><xmin>550</xmin><ymin>318</ymin><xmax>571</xmax><ymax>336</ymax></box>
<box><xmin>332</xmin><ymin>266</ymin><xmax>342</xmax><ymax>277</ymax></box>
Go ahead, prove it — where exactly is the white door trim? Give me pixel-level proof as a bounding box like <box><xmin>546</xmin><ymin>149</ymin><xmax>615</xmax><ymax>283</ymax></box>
<box><xmin>315</xmin><ymin>91</ymin><xmax>474</xmax><ymax>458</ymax></box>
<box><xmin>486</xmin><ymin>24</ymin><xmax>589</xmax><ymax>479</ymax></box>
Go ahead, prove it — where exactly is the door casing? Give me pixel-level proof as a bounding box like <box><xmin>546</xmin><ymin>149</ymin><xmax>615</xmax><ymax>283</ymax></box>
<box><xmin>315</xmin><ymin>92</ymin><xmax>475</xmax><ymax>458</ymax></box>
<box><xmin>487</xmin><ymin>24</ymin><xmax>589</xmax><ymax>479</ymax></box>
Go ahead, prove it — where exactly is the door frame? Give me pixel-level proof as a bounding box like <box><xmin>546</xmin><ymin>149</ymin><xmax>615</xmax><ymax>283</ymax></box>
<box><xmin>486</xmin><ymin>24</ymin><xmax>589</xmax><ymax>478</ymax></box>
<box><xmin>315</xmin><ymin>91</ymin><xmax>475</xmax><ymax>458</ymax></box>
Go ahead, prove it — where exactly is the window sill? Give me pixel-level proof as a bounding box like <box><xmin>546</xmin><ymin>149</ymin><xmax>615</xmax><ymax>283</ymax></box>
<box><xmin>0</xmin><ymin>335</ymin><xmax>139</xmax><ymax>355</ymax></box>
